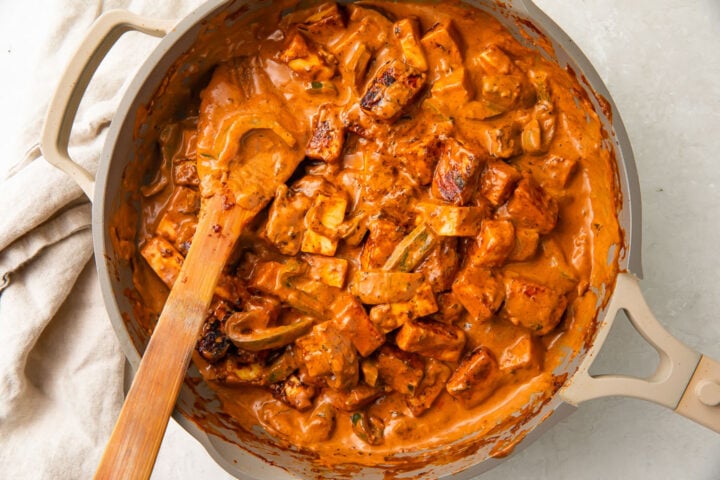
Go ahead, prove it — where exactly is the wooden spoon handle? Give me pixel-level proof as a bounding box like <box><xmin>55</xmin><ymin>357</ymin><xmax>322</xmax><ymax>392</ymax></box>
<box><xmin>95</xmin><ymin>196</ymin><xmax>254</xmax><ymax>479</ymax></box>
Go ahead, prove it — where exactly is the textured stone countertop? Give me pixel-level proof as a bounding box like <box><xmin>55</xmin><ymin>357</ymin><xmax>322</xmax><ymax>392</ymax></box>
<box><xmin>3</xmin><ymin>0</ymin><xmax>717</xmax><ymax>478</ymax></box>
<box><xmin>151</xmin><ymin>1</ymin><xmax>720</xmax><ymax>479</ymax></box>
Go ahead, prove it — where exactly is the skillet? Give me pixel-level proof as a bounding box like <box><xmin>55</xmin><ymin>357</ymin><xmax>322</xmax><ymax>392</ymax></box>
<box><xmin>40</xmin><ymin>0</ymin><xmax>720</xmax><ymax>477</ymax></box>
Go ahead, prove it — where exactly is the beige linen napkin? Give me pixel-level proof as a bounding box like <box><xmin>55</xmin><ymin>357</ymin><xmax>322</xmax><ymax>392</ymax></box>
<box><xmin>0</xmin><ymin>1</ymin><xmax>201</xmax><ymax>477</ymax></box>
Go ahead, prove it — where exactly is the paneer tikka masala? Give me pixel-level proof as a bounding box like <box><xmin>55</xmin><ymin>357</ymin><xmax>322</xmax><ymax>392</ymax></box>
<box><xmin>127</xmin><ymin>0</ymin><xmax>622</xmax><ymax>470</ymax></box>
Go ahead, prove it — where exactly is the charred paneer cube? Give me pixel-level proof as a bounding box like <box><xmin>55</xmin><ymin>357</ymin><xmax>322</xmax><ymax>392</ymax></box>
<box><xmin>507</xmin><ymin>176</ymin><xmax>558</xmax><ymax>234</ymax></box>
<box><xmin>306</xmin><ymin>103</ymin><xmax>345</xmax><ymax>163</ymax></box>
<box><xmin>376</xmin><ymin>345</ymin><xmax>425</xmax><ymax>395</ymax></box>
<box><xmin>431</xmin><ymin>137</ymin><xmax>485</xmax><ymax>205</ymax></box>
<box><xmin>265</xmin><ymin>184</ymin><xmax>311</xmax><ymax>256</ymax></box>
<box><xmin>360</xmin><ymin>218</ymin><xmax>405</xmax><ymax>269</ymax></box>
<box><xmin>406</xmin><ymin>358</ymin><xmax>452</xmax><ymax>417</ymax></box>
<box><xmin>415</xmin><ymin>237</ymin><xmax>460</xmax><ymax>292</ymax></box>
<box><xmin>479</xmin><ymin>159</ymin><xmax>521</xmax><ymax>206</ymax></box>
<box><xmin>446</xmin><ymin>346</ymin><xmax>500</xmax><ymax>408</ymax></box>
<box><xmin>360</xmin><ymin>59</ymin><xmax>426</xmax><ymax>121</ymax></box>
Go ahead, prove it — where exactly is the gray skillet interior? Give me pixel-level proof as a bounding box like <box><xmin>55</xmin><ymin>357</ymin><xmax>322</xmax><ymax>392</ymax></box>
<box><xmin>93</xmin><ymin>0</ymin><xmax>641</xmax><ymax>478</ymax></box>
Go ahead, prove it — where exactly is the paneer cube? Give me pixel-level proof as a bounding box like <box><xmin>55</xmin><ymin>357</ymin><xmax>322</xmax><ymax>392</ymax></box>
<box><xmin>421</xmin><ymin>21</ymin><xmax>472</xmax><ymax>110</ymax></box>
<box><xmin>329</xmin><ymin>293</ymin><xmax>385</xmax><ymax>357</ymax></box>
<box><xmin>266</xmin><ymin>184</ymin><xmax>311</xmax><ymax>255</ymax></box>
<box><xmin>446</xmin><ymin>346</ymin><xmax>500</xmax><ymax>408</ymax></box>
<box><xmin>306</xmin><ymin>103</ymin><xmax>345</xmax><ymax>162</ymax></box>
<box><xmin>479</xmin><ymin>160</ymin><xmax>521</xmax><ymax>206</ymax></box>
<box><xmin>406</xmin><ymin>358</ymin><xmax>452</xmax><ymax>417</ymax></box>
<box><xmin>301</xmin><ymin>194</ymin><xmax>348</xmax><ymax>256</ymax></box>
<box><xmin>416</xmin><ymin>202</ymin><xmax>486</xmax><ymax>236</ymax></box>
<box><xmin>499</xmin><ymin>334</ymin><xmax>543</xmax><ymax>373</ymax></box>
<box><xmin>451</xmin><ymin>265</ymin><xmax>504</xmax><ymax>322</ymax></box>
<box><xmin>508</xmin><ymin>228</ymin><xmax>539</xmax><ymax>262</ymax></box>
<box><xmin>298</xmin><ymin>2</ymin><xmax>346</xmax><ymax>35</ymax></box>
<box><xmin>542</xmin><ymin>154</ymin><xmax>578</xmax><ymax>189</ymax></box>
<box><xmin>415</xmin><ymin>237</ymin><xmax>460</xmax><ymax>293</ymax></box>
<box><xmin>507</xmin><ymin>177</ymin><xmax>558</xmax><ymax>234</ymax></box>
<box><xmin>360</xmin><ymin>219</ymin><xmax>405</xmax><ymax>269</ymax></box>
<box><xmin>303</xmin><ymin>254</ymin><xmax>348</xmax><ymax>288</ymax></box>
<box><xmin>280</xmin><ymin>32</ymin><xmax>337</xmax><ymax>80</ymax></box>
<box><xmin>393</xmin><ymin>120</ymin><xmax>452</xmax><ymax>186</ymax></box>
<box><xmin>393</xmin><ymin>17</ymin><xmax>428</xmax><ymax>72</ymax></box>
<box><xmin>430</xmin><ymin>69</ymin><xmax>473</xmax><ymax>110</ymax></box>
<box><xmin>431</xmin><ymin>137</ymin><xmax>484</xmax><ymax>205</ymax></box>
<box><xmin>479</xmin><ymin>121</ymin><xmax>522</xmax><ymax>158</ymax></box>
<box><xmin>430</xmin><ymin>291</ymin><xmax>466</xmax><ymax>324</ymax></box>
<box><xmin>360</xmin><ymin>59</ymin><xmax>426</xmax><ymax>121</ymax></box>
<box><xmin>368</xmin><ymin>281</ymin><xmax>439</xmax><ymax>333</ymax></box>
<box><xmin>397</xmin><ymin>280</ymin><xmax>439</xmax><ymax>318</ymax></box>
<box><xmin>377</xmin><ymin>345</ymin><xmax>425</xmax><ymax>395</ymax></box>
<box><xmin>421</xmin><ymin>21</ymin><xmax>463</xmax><ymax>77</ymax></box>
<box><xmin>141</xmin><ymin>237</ymin><xmax>184</xmax><ymax>288</ymax></box>
<box><xmin>342</xmin><ymin>102</ymin><xmax>382</xmax><ymax>139</ymax></box>
<box><xmin>474</xmin><ymin>44</ymin><xmax>513</xmax><ymax>74</ymax></box>
<box><xmin>469</xmin><ymin>219</ymin><xmax>515</xmax><ymax>267</ymax></box>
<box><xmin>396</xmin><ymin>320</ymin><xmax>466</xmax><ymax>362</ymax></box>
<box><xmin>369</xmin><ymin>304</ymin><xmax>403</xmax><ymax>334</ymax></box>
<box><xmin>296</xmin><ymin>321</ymin><xmax>359</xmax><ymax>390</ymax></box>
<box><xmin>343</xmin><ymin>41</ymin><xmax>372</xmax><ymax>90</ymax></box>
<box><xmin>503</xmin><ymin>276</ymin><xmax>568</xmax><ymax>335</ymax></box>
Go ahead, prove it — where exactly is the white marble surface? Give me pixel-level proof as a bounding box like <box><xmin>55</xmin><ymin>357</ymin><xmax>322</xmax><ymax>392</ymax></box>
<box><xmin>2</xmin><ymin>0</ymin><xmax>719</xmax><ymax>478</ymax></box>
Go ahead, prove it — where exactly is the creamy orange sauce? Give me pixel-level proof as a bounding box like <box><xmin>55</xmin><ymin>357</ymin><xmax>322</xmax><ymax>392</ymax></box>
<box><xmin>116</xmin><ymin>0</ymin><xmax>621</xmax><ymax>475</ymax></box>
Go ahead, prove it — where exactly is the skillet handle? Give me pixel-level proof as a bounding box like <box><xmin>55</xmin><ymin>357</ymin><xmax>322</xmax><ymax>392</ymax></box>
<box><xmin>40</xmin><ymin>10</ymin><xmax>176</xmax><ymax>200</ymax></box>
<box><xmin>560</xmin><ymin>272</ymin><xmax>720</xmax><ymax>432</ymax></box>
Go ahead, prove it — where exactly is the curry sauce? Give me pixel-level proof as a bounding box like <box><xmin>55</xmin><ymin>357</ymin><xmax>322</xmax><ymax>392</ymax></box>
<box><xmin>125</xmin><ymin>0</ymin><xmax>621</xmax><ymax>472</ymax></box>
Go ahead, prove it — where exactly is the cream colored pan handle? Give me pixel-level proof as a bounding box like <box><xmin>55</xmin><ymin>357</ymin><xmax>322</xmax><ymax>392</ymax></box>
<box><xmin>561</xmin><ymin>272</ymin><xmax>720</xmax><ymax>432</ymax></box>
<box><xmin>40</xmin><ymin>10</ymin><xmax>176</xmax><ymax>200</ymax></box>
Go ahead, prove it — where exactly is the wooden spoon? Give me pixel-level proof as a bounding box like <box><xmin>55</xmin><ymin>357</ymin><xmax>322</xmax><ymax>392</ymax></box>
<box><xmin>94</xmin><ymin>61</ymin><xmax>307</xmax><ymax>479</ymax></box>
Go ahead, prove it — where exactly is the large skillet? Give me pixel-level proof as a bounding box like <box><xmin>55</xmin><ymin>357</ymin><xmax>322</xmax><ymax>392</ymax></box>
<box><xmin>40</xmin><ymin>0</ymin><xmax>720</xmax><ymax>478</ymax></box>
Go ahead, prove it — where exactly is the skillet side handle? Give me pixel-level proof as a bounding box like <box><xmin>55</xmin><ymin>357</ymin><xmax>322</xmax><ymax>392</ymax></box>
<box><xmin>40</xmin><ymin>10</ymin><xmax>176</xmax><ymax>200</ymax></box>
<box><xmin>560</xmin><ymin>272</ymin><xmax>720</xmax><ymax>433</ymax></box>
